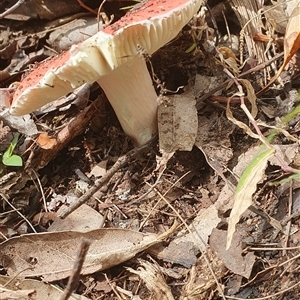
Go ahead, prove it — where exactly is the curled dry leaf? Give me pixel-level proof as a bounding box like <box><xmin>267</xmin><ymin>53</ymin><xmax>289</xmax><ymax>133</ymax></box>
<box><xmin>0</xmin><ymin>227</ymin><xmax>175</xmax><ymax>282</ymax></box>
<box><xmin>218</xmin><ymin>46</ymin><xmax>239</xmax><ymax>75</ymax></box>
<box><xmin>36</xmin><ymin>132</ymin><xmax>57</xmax><ymax>149</ymax></box>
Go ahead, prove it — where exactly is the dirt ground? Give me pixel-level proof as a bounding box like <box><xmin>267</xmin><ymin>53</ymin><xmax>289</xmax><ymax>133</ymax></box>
<box><xmin>1</xmin><ymin>0</ymin><xmax>300</xmax><ymax>299</ymax></box>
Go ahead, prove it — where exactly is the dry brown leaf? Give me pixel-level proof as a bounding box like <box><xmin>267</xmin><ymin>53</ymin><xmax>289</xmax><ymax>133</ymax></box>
<box><xmin>0</xmin><ymin>228</ymin><xmax>174</xmax><ymax>282</ymax></box>
<box><xmin>32</xmin><ymin>212</ymin><xmax>56</xmax><ymax>227</ymax></box>
<box><xmin>4</xmin><ymin>0</ymin><xmax>83</xmax><ymax>21</ymax></box>
<box><xmin>195</xmin><ymin>111</ymin><xmax>234</xmax><ymax>180</ymax></box>
<box><xmin>48</xmin><ymin>204</ymin><xmax>104</xmax><ymax>232</ymax></box>
<box><xmin>48</xmin><ymin>18</ymin><xmax>99</xmax><ymax>51</ymax></box>
<box><xmin>1</xmin><ymin>112</ymin><xmax>38</xmax><ymax>137</ymax></box>
<box><xmin>259</xmin><ymin>2</ymin><xmax>300</xmax><ymax>92</ymax></box>
<box><xmin>0</xmin><ymin>288</ymin><xmax>35</xmax><ymax>299</ymax></box>
<box><xmin>36</xmin><ymin>132</ymin><xmax>58</xmax><ymax>149</ymax></box>
<box><xmin>225</xmin><ymin>79</ymin><xmax>258</xmax><ymax>140</ymax></box>
<box><xmin>0</xmin><ymin>70</ymin><xmax>11</xmax><ymax>82</ymax></box>
<box><xmin>0</xmin><ymin>275</ymin><xmax>89</xmax><ymax>300</ymax></box>
<box><xmin>238</xmin><ymin>79</ymin><xmax>257</xmax><ymax>117</ymax></box>
<box><xmin>282</xmin><ymin>2</ymin><xmax>300</xmax><ymax>71</ymax></box>
<box><xmin>150</xmin><ymin>205</ymin><xmax>221</xmax><ymax>268</ymax></box>
<box><xmin>210</xmin><ymin>229</ymin><xmax>256</xmax><ymax>279</ymax></box>
<box><xmin>218</xmin><ymin>46</ymin><xmax>239</xmax><ymax>75</ymax></box>
<box><xmin>89</xmin><ymin>160</ymin><xmax>107</xmax><ymax>178</ymax></box>
<box><xmin>182</xmin><ymin>247</ymin><xmax>226</xmax><ymax>299</ymax></box>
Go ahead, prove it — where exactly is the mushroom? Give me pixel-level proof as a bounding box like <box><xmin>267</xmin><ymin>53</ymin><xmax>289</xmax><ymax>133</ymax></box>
<box><xmin>10</xmin><ymin>0</ymin><xmax>203</xmax><ymax>145</ymax></box>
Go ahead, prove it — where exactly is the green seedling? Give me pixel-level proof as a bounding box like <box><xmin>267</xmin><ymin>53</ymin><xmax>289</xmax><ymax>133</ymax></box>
<box><xmin>0</xmin><ymin>133</ymin><xmax>23</xmax><ymax>174</ymax></box>
<box><xmin>185</xmin><ymin>43</ymin><xmax>197</xmax><ymax>53</ymax></box>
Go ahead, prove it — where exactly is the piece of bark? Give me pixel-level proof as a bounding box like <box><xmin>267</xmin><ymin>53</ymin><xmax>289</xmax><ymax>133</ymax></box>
<box><xmin>27</xmin><ymin>96</ymin><xmax>104</xmax><ymax>170</ymax></box>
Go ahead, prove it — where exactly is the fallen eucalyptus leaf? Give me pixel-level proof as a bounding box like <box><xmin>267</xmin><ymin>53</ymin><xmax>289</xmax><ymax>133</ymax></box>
<box><xmin>0</xmin><ymin>275</ymin><xmax>89</xmax><ymax>300</ymax></box>
<box><xmin>0</xmin><ymin>227</ymin><xmax>174</xmax><ymax>282</ymax></box>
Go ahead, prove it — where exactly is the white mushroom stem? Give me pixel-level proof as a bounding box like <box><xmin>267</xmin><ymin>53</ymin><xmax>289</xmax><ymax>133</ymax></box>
<box><xmin>97</xmin><ymin>56</ymin><xmax>158</xmax><ymax>146</ymax></box>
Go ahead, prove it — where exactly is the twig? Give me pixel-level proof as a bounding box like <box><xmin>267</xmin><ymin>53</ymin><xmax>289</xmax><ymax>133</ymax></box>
<box><xmin>195</xmin><ymin>52</ymin><xmax>283</xmax><ymax>109</ymax></box>
<box><xmin>2</xmin><ymin>267</ymin><xmax>35</xmax><ymax>288</ymax></box>
<box><xmin>283</xmin><ymin>184</ymin><xmax>293</xmax><ymax>255</ymax></box>
<box><xmin>58</xmin><ymin>137</ymin><xmax>156</xmax><ymax>219</ymax></box>
<box><xmin>127</xmin><ymin>153</ymin><xmax>172</xmax><ymax>206</ymax></box>
<box><xmin>0</xmin><ymin>192</ymin><xmax>36</xmax><ymax>233</ymax></box>
<box><xmin>104</xmin><ymin>273</ymin><xmax>123</xmax><ymax>300</ymax></box>
<box><xmin>76</xmin><ymin>0</ymin><xmax>97</xmax><ymax>15</ymax></box>
<box><xmin>30</xmin><ymin>168</ymin><xmax>48</xmax><ymax>212</ymax></box>
<box><xmin>60</xmin><ymin>240</ymin><xmax>90</xmax><ymax>300</ymax></box>
<box><xmin>217</xmin><ymin>50</ymin><xmax>300</xmax><ymax>174</ymax></box>
<box><xmin>0</xmin><ymin>0</ymin><xmax>27</xmax><ymax>19</ymax></box>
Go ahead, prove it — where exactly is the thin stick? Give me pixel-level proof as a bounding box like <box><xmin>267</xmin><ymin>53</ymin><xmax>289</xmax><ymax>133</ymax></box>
<box><xmin>0</xmin><ymin>0</ymin><xmax>26</xmax><ymax>19</ymax></box>
<box><xmin>76</xmin><ymin>0</ymin><xmax>97</xmax><ymax>15</ymax></box>
<box><xmin>58</xmin><ymin>137</ymin><xmax>156</xmax><ymax>219</ymax></box>
<box><xmin>2</xmin><ymin>267</ymin><xmax>35</xmax><ymax>288</ymax></box>
<box><xmin>0</xmin><ymin>192</ymin><xmax>36</xmax><ymax>233</ymax></box>
<box><xmin>60</xmin><ymin>240</ymin><xmax>90</xmax><ymax>300</ymax></box>
<box><xmin>195</xmin><ymin>52</ymin><xmax>283</xmax><ymax>109</ymax></box>
<box><xmin>283</xmin><ymin>184</ymin><xmax>293</xmax><ymax>256</ymax></box>
<box><xmin>30</xmin><ymin>168</ymin><xmax>48</xmax><ymax>212</ymax></box>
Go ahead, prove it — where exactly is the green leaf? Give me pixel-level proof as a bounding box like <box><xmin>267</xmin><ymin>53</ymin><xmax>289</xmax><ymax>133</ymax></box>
<box><xmin>2</xmin><ymin>154</ymin><xmax>23</xmax><ymax>167</ymax></box>
<box><xmin>227</xmin><ymin>148</ymin><xmax>275</xmax><ymax>249</ymax></box>
<box><xmin>3</xmin><ymin>133</ymin><xmax>19</xmax><ymax>160</ymax></box>
<box><xmin>2</xmin><ymin>133</ymin><xmax>22</xmax><ymax>167</ymax></box>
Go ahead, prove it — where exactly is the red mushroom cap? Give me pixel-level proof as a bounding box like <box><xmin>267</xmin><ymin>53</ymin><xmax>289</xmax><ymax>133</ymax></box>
<box><xmin>10</xmin><ymin>0</ymin><xmax>203</xmax><ymax>145</ymax></box>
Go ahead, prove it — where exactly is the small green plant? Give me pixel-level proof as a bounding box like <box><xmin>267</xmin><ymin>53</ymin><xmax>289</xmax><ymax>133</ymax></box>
<box><xmin>0</xmin><ymin>133</ymin><xmax>23</xmax><ymax>174</ymax></box>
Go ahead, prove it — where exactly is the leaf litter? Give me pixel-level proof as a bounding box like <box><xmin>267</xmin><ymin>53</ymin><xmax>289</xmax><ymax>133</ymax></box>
<box><xmin>0</xmin><ymin>225</ymin><xmax>176</xmax><ymax>282</ymax></box>
<box><xmin>0</xmin><ymin>0</ymin><xmax>300</xmax><ymax>299</ymax></box>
